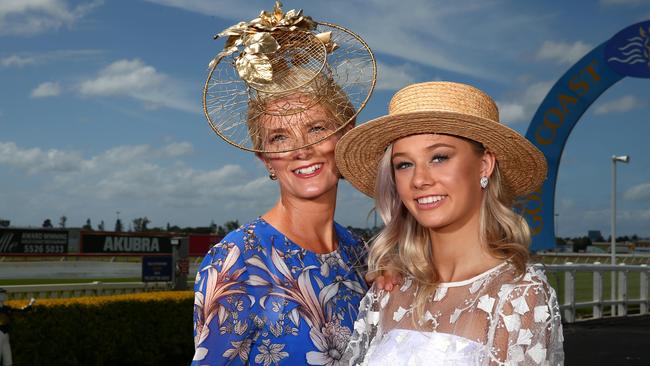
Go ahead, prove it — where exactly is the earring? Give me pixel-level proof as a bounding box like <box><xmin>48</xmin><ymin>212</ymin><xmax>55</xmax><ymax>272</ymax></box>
<box><xmin>480</xmin><ymin>176</ymin><xmax>489</xmax><ymax>189</ymax></box>
<box><xmin>269</xmin><ymin>171</ymin><xmax>277</xmax><ymax>180</ymax></box>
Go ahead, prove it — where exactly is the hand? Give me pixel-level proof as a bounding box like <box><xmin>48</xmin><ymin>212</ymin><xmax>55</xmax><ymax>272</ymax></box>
<box><xmin>365</xmin><ymin>270</ymin><xmax>402</xmax><ymax>291</ymax></box>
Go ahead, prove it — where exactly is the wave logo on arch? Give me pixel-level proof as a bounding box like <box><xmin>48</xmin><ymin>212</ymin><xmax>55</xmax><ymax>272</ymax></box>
<box><xmin>605</xmin><ymin>20</ymin><xmax>650</xmax><ymax>78</ymax></box>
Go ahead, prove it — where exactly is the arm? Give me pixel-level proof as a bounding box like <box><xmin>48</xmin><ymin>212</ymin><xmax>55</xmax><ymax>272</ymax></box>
<box><xmin>192</xmin><ymin>242</ymin><xmax>256</xmax><ymax>365</ymax></box>
<box><xmin>342</xmin><ymin>285</ymin><xmax>386</xmax><ymax>365</ymax></box>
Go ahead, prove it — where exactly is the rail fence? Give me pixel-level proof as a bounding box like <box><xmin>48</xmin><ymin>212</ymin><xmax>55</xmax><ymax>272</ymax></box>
<box><xmin>4</xmin><ymin>261</ymin><xmax>649</xmax><ymax>324</ymax></box>
<box><xmin>4</xmin><ymin>281</ymin><xmax>173</xmax><ymax>300</ymax></box>
<box><xmin>535</xmin><ymin>253</ymin><xmax>650</xmax><ymax>265</ymax></box>
<box><xmin>543</xmin><ymin>263</ymin><xmax>649</xmax><ymax>322</ymax></box>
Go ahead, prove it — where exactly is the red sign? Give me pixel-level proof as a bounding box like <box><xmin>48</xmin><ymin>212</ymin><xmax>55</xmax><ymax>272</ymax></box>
<box><xmin>188</xmin><ymin>234</ymin><xmax>223</xmax><ymax>256</ymax></box>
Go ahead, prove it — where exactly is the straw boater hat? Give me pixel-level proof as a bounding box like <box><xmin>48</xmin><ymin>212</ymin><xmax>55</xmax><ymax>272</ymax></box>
<box><xmin>335</xmin><ymin>81</ymin><xmax>547</xmax><ymax>198</ymax></box>
<box><xmin>203</xmin><ymin>1</ymin><xmax>376</xmax><ymax>153</ymax></box>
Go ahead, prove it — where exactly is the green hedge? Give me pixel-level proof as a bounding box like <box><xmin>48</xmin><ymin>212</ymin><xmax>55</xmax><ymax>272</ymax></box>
<box><xmin>10</xmin><ymin>295</ymin><xmax>194</xmax><ymax>365</ymax></box>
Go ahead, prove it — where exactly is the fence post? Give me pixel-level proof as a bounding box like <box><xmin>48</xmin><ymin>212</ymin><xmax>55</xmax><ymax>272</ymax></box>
<box><xmin>617</xmin><ymin>264</ymin><xmax>628</xmax><ymax>316</ymax></box>
<box><xmin>564</xmin><ymin>263</ymin><xmax>576</xmax><ymax>323</ymax></box>
<box><xmin>641</xmin><ymin>265</ymin><xmax>648</xmax><ymax>315</ymax></box>
<box><xmin>593</xmin><ymin>266</ymin><xmax>603</xmax><ymax>319</ymax></box>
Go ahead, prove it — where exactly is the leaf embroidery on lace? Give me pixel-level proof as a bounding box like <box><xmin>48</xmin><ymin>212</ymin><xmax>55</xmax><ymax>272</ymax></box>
<box><xmin>433</xmin><ymin>286</ymin><xmax>448</xmax><ymax>301</ymax></box>
<box><xmin>533</xmin><ymin>305</ymin><xmax>550</xmax><ymax>323</ymax></box>
<box><xmin>511</xmin><ymin>296</ymin><xmax>530</xmax><ymax>315</ymax></box>
<box><xmin>477</xmin><ymin>294</ymin><xmax>496</xmax><ymax>314</ymax></box>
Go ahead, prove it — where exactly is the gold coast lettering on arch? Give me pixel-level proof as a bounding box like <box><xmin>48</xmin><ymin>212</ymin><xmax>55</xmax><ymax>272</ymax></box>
<box><xmin>535</xmin><ymin>60</ymin><xmax>602</xmax><ymax>146</ymax></box>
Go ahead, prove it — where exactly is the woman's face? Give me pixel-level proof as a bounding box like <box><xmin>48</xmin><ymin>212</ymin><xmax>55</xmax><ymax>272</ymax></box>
<box><xmin>391</xmin><ymin>134</ymin><xmax>494</xmax><ymax>232</ymax></box>
<box><xmin>258</xmin><ymin>99</ymin><xmax>347</xmax><ymax>201</ymax></box>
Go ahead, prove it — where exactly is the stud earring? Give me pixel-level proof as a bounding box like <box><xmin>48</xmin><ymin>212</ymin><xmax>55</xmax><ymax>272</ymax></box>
<box><xmin>269</xmin><ymin>171</ymin><xmax>277</xmax><ymax>180</ymax></box>
<box><xmin>480</xmin><ymin>176</ymin><xmax>489</xmax><ymax>189</ymax></box>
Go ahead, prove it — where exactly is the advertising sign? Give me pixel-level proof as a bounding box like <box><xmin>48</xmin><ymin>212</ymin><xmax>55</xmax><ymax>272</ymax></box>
<box><xmin>0</xmin><ymin>229</ymin><xmax>68</xmax><ymax>254</ymax></box>
<box><xmin>82</xmin><ymin>233</ymin><xmax>173</xmax><ymax>254</ymax></box>
<box><xmin>142</xmin><ymin>256</ymin><xmax>172</xmax><ymax>282</ymax></box>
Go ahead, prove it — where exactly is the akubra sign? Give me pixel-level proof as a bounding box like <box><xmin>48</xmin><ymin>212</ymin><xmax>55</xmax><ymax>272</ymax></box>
<box><xmin>522</xmin><ymin>20</ymin><xmax>650</xmax><ymax>251</ymax></box>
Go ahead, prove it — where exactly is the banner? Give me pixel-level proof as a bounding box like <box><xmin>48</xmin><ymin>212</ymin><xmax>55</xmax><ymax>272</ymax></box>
<box><xmin>0</xmin><ymin>229</ymin><xmax>68</xmax><ymax>254</ymax></box>
<box><xmin>81</xmin><ymin>232</ymin><xmax>173</xmax><ymax>254</ymax></box>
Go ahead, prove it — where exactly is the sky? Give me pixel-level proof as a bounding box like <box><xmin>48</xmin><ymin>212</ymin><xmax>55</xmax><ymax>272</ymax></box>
<box><xmin>1</xmin><ymin>0</ymin><xmax>649</xmax><ymax>238</ymax></box>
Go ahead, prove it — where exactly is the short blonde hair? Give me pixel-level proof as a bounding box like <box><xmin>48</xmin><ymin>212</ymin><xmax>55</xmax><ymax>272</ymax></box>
<box><xmin>247</xmin><ymin>76</ymin><xmax>356</xmax><ymax>151</ymax></box>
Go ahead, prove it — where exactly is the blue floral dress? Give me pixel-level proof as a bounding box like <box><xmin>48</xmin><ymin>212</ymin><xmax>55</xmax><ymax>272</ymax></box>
<box><xmin>192</xmin><ymin>218</ymin><xmax>368</xmax><ymax>365</ymax></box>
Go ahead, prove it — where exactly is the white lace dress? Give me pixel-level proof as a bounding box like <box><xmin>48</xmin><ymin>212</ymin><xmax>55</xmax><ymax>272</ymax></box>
<box><xmin>343</xmin><ymin>262</ymin><xmax>564</xmax><ymax>365</ymax></box>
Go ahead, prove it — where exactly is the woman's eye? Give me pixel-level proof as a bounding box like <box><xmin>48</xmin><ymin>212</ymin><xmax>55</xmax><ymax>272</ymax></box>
<box><xmin>394</xmin><ymin>161</ymin><xmax>412</xmax><ymax>170</ymax></box>
<box><xmin>269</xmin><ymin>134</ymin><xmax>287</xmax><ymax>143</ymax></box>
<box><xmin>309</xmin><ymin>125</ymin><xmax>327</xmax><ymax>133</ymax></box>
<box><xmin>431</xmin><ymin>154</ymin><xmax>449</xmax><ymax>163</ymax></box>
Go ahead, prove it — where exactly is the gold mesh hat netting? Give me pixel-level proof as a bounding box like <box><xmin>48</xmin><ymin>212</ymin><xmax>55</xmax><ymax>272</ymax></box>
<box><xmin>202</xmin><ymin>2</ymin><xmax>376</xmax><ymax>153</ymax></box>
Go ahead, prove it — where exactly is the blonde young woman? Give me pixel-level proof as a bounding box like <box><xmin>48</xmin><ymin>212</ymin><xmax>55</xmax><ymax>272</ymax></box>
<box><xmin>336</xmin><ymin>81</ymin><xmax>564</xmax><ymax>365</ymax></box>
<box><xmin>192</xmin><ymin>3</ymin><xmax>380</xmax><ymax>365</ymax></box>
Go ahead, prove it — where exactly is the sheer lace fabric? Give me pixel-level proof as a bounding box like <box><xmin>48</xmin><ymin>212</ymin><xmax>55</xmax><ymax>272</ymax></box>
<box><xmin>344</xmin><ymin>262</ymin><xmax>564</xmax><ymax>365</ymax></box>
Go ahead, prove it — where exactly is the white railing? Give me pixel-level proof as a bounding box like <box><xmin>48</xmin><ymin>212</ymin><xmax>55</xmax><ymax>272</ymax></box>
<box><xmin>537</xmin><ymin>253</ymin><xmax>650</xmax><ymax>265</ymax></box>
<box><xmin>4</xmin><ymin>281</ymin><xmax>172</xmax><ymax>300</ymax></box>
<box><xmin>542</xmin><ymin>263</ymin><xmax>649</xmax><ymax>323</ymax></box>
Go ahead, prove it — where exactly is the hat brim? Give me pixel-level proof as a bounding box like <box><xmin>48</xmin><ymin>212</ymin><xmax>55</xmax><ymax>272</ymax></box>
<box><xmin>335</xmin><ymin>110</ymin><xmax>547</xmax><ymax>198</ymax></box>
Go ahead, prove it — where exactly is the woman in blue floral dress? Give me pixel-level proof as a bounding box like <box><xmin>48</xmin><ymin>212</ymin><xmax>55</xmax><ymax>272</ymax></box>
<box><xmin>192</xmin><ymin>3</ymin><xmax>376</xmax><ymax>365</ymax></box>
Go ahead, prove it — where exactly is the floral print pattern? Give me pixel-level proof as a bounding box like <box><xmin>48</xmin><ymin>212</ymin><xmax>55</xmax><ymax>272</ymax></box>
<box><xmin>193</xmin><ymin>218</ymin><xmax>367</xmax><ymax>365</ymax></box>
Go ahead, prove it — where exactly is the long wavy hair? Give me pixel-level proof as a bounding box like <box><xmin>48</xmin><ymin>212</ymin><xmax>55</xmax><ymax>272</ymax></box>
<box><xmin>368</xmin><ymin>138</ymin><xmax>531</xmax><ymax>319</ymax></box>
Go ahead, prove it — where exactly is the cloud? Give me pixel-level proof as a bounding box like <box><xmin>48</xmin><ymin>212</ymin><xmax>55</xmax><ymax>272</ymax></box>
<box><xmin>31</xmin><ymin>82</ymin><xmax>62</xmax><ymax>98</ymax></box>
<box><xmin>624</xmin><ymin>183</ymin><xmax>650</xmax><ymax>201</ymax></box>
<box><xmin>594</xmin><ymin>95</ymin><xmax>645</xmax><ymax>115</ymax></box>
<box><xmin>0</xmin><ymin>141</ymin><xmax>83</xmax><ymax>174</ymax></box>
<box><xmin>0</xmin><ymin>0</ymin><xmax>103</xmax><ymax>36</ymax></box>
<box><xmin>1</xmin><ymin>54</ymin><xmax>36</xmax><ymax>67</ymax></box>
<box><xmin>376</xmin><ymin>62</ymin><xmax>422</xmax><ymax>91</ymax></box>
<box><xmin>145</xmin><ymin>0</ymin><xmax>544</xmax><ymax>80</ymax></box>
<box><xmin>535</xmin><ymin>40</ymin><xmax>592</xmax><ymax>65</ymax></box>
<box><xmin>79</xmin><ymin>59</ymin><xmax>198</xmax><ymax>113</ymax></box>
<box><xmin>0</xmin><ymin>140</ymin><xmax>275</xmax><ymax>209</ymax></box>
<box><xmin>0</xmin><ymin>49</ymin><xmax>103</xmax><ymax>68</ymax></box>
<box><xmin>496</xmin><ymin>80</ymin><xmax>554</xmax><ymax>124</ymax></box>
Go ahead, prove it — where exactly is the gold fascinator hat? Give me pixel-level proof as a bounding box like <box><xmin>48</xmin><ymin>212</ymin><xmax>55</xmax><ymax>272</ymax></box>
<box><xmin>203</xmin><ymin>1</ymin><xmax>376</xmax><ymax>153</ymax></box>
<box><xmin>335</xmin><ymin>81</ymin><xmax>547</xmax><ymax>198</ymax></box>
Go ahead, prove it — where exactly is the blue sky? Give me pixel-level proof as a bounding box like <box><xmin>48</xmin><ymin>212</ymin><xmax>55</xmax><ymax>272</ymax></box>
<box><xmin>1</xmin><ymin>0</ymin><xmax>649</xmax><ymax>237</ymax></box>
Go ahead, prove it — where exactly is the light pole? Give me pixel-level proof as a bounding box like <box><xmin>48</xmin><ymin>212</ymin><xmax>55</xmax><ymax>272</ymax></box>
<box><xmin>611</xmin><ymin>154</ymin><xmax>629</xmax><ymax>316</ymax></box>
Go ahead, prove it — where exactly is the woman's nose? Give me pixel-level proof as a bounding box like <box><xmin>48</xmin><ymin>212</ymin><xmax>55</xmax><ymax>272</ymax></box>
<box><xmin>412</xmin><ymin>164</ymin><xmax>433</xmax><ymax>190</ymax></box>
<box><xmin>292</xmin><ymin>144</ymin><xmax>314</xmax><ymax>160</ymax></box>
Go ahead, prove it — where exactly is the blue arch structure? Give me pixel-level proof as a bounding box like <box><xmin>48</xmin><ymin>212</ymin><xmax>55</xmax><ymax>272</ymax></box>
<box><xmin>522</xmin><ymin>20</ymin><xmax>650</xmax><ymax>252</ymax></box>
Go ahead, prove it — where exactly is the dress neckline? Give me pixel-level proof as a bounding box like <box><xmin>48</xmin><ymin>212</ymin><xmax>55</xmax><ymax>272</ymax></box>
<box><xmin>437</xmin><ymin>261</ymin><xmax>508</xmax><ymax>288</ymax></box>
<box><xmin>257</xmin><ymin>217</ymin><xmax>342</xmax><ymax>256</ymax></box>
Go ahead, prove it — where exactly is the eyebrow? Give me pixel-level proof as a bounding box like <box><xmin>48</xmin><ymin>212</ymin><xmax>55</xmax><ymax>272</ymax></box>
<box><xmin>391</xmin><ymin>143</ymin><xmax>456</xmax><ymax>159</ymax></box>
<box><xmin>265</xmin><ymin>120</ymin><xmax>331</xmax><ymax>135</ymax></box>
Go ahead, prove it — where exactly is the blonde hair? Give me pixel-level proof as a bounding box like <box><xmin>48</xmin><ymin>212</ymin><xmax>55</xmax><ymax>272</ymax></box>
<box><xmin>368</xmin><ymin>139</ymin><xmax>531</xmax><ymax>319</ymax></box>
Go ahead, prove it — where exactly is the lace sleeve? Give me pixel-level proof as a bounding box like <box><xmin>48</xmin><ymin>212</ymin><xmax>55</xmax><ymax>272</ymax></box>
<box><xmin>343</xmin><ymin>286</ymin><xmax>385</xmax><ymax>366</ymax></box>
<box><xmin>489</xmin><ymin>267</ymin><xmax>564</xmax><ymax>365</ymax></box>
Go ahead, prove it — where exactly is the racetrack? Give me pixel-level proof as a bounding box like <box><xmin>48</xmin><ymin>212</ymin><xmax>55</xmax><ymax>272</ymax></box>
<box><xmin>1</xmin><ymin>261</ymin><xmax>200</xmax><ymax>280</ymax></box>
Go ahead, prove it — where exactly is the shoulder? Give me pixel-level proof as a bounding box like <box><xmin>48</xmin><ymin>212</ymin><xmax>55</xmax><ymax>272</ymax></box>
<box><xmin>201</xmin><ymin>219</ymin><xmax>267</xmax><ymax>265</ymax></box>
<box><xmin>496</xmin><ymin>263</ymin><xmax>559</xmax><ymax>315</ymax></box>
<box><xmin>335</xmin><ymin>222</ymin><xmax>367</xmax><ymax>256</ymax></box>
<box><xmin>334</xmin><ymin>222</ymin><xmax>362</xmax><ymax>244</ymax></box>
